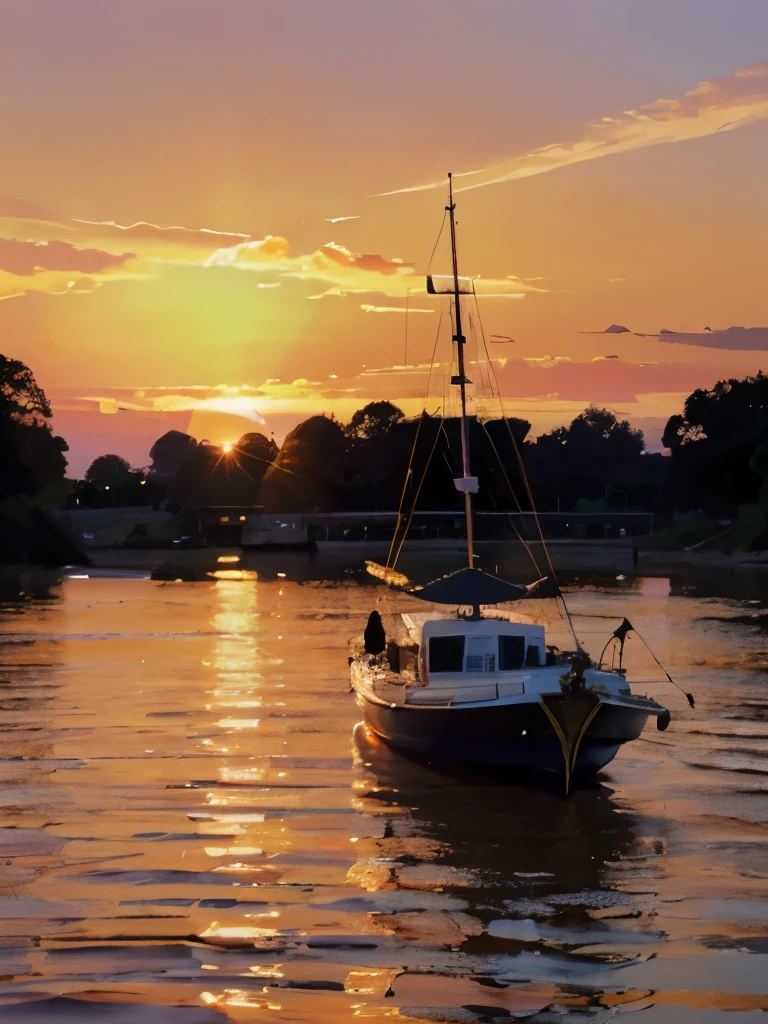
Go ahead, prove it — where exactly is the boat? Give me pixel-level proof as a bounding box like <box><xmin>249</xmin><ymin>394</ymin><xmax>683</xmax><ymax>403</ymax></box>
<box><xmin>348</xmin><ymin>173</ymin><xmax>672</xmax><ymax>790</ymax></box>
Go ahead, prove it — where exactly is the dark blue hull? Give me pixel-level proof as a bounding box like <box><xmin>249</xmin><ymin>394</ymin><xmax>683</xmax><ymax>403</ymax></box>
<box><xmin>358</xmin><ymin>693</ymin><xmax>649</xmax><ymax>779</ymax></box>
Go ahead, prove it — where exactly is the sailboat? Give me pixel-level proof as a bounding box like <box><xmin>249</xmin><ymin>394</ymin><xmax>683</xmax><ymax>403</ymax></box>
<box><xmin>348</xmin><ymin>174</ymin><xmax>671</xmax><ymax>789</ymax></box>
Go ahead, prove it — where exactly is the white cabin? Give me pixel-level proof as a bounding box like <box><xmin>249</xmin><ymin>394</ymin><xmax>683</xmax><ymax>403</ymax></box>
<box><xmin>357</xmin><ymin>611</ymin><xmax>630</xmax><ymax>707</ymax></box>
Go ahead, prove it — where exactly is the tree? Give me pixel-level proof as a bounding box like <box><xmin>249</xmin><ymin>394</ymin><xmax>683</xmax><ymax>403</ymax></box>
<box><xmin>260</xmin><ymin>416</ymin><xmax>347</xmax><ymax>512</ymax></box>
<box><xmin>164</xmin><ymin>432</ymin><xmax>279</xmax><ymax>508</ymax></box>
<box><xmin>0</xmin><ymin>354</ymin><xmax>83</xmax><ymax>569</ymax></box>
<box><xmin>0</xmin><ymin>355</ymin><xmax>52</xmax><ymax>425</ymax></box>
<box><xmin>78</xmin><ymin>454</ymin><xmax>150</xmax><ymax>507</ymax></box>
<box><xmin>662</xmin><ymin>373</ymin><xmax>768</xmax><ymax>513</ymax></box>
<box><xmin>0</xmin><ymin>354</ymin><xmax>68</xmax><ymax>500</ymax></box>
<box><xmin>85</xmin><ymin>454</ymin><xmax>135</xmax><ymax>488</ymax></box>
<box><xmin>528</xmin><ymin>406</ymin><xmax>646</xmax><ymax>511</ymax></box>
<box><xmin>148</xmin><ymin>430</ymin><xmax>198</xmax><ymax>482</ymax></box>
<box><xmin>344</xmin><ymin>401</ymin><xmax>405</xmax><ymax>441</ymax></box>
<box><xmin>343</xmin><ymin>414</ymin><xmax>533</xmax><ymax>513</ymax></box>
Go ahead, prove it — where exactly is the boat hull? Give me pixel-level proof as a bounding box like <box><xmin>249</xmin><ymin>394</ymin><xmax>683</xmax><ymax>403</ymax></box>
<box><xmin>356</xmin><ymin>692</ymin><xmax>650</xmax><ymax>779</ymax></box>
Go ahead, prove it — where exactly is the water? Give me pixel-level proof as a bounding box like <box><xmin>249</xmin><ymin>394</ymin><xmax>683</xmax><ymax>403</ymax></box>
<box><xmin>0</xmin><ymin>570</ymin><xmax>766</xmax><ymax>1022</ymax></box>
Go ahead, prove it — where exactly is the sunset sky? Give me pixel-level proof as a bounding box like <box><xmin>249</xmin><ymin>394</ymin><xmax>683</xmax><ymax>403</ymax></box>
<box><xmin>3</xmin><ymin>0</ymin><xmax>768</xmax><ymax>475</ymax></box>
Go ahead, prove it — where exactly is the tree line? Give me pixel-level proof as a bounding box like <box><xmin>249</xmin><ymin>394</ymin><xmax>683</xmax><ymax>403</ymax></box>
<box><xmin>5</xmin><ymin>352</ymin><xmax>768</xmax><ymax>546</ymax></box>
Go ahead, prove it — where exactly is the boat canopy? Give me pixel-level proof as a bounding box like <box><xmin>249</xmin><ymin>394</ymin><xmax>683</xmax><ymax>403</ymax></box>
<box><xmin>366</xmin><ymin>562</ymin><xmax>556</xmax><ymax>605</ymax></box>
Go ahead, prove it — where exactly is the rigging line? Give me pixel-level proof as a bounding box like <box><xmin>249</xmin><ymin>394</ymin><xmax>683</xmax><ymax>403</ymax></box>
<box><xmin>391</xmin><ymin>415</ymin><xmax>447</xmax><ymax>571</ymax></box>
<box><xmin>479</xmin><ymin>421</ymin><xmax>543</xmax><ymax>577</ymax></box>
<box><xmin>386</xmin><ymin>416</ymin><xmax>421</xmax><ymax>570</ymax></box>
<box><xmin>404</xmin><ymin>289</ymin><xmax>409</xmax><ymax>365</ymax></box>
<box><xmin>471</xmin><ymin>284</ymin><xmax>542</xmax><ymax>546</ymax></box>
<box><xmin>426</xmin><ymin>208</ymin><xmax>448</xmax><ymax>276</ymax></box>
<box><xmin>631</xmin><ymin>629</ymin><xmax>696</xmax><ymax>708</ymax></box>
<box><xmin>472</xmin><ymin>284</ymin><xmax>580</xmax><ymax>648</ymax></box>
<box><xmin>386</xmin><ymin>307</ymin><xmax>444</xmax><ymax>568</ymax></box>
<box><xmin>424</xmin><ymin>305</ymin><xmax>444</xmax><ymax>403</ymax></box>
<box><xmin>504</xmin><ymin>413</ymin><xmax>580</xmax><ymax>649</ymax></box>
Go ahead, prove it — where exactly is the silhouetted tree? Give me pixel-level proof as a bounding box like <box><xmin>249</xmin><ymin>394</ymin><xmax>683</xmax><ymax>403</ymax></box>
<box><xmin>526</xmin><ymin>405</ymin><xmax>646</xmax><ymax>512</ymax></box>
<box><xmin>0</xmin><ymin>355</ymin><xmax>52</xmax><ymax>424</ymax></box>
<box><xmin>662</xmin><ymin>372</ymin><xmax>768</xmax><ymax>514</ymax></box>
<box><xmin>77</xmin><ymin>454</ymin><xmax>148</xmax><ymax>506</ymax></box>
<box><xmin>344</xmin><ymin>414</ymin><xmax>532</xmax><ymax>513</ymax></box>
<box><xmin>0</xmin><ymin>354</ymin><xmax>84</xmax><ymax>568</ymax></box>
<box><xmin>165</xmin><ymin>432</ymin><xmax>278</xmax><ymax>508</ymax></box>
<box><xmin>345</xmin><ymin>401</ymin><xmax>405</xmax><ymax>441</ymax></box>
<box><xmin>148</xmin><ymin>430</ymin><xmax>198</xmax><ymax>482</ymax></box>
<box><xmin>85</xmin><ymin>454</ymin><xmax>134</xmax><ymax>487</ymax></box>
<box><xmin>236</xmin><ymin>432</ymin><xmax>279</xmax><ymax>480</ymax></box>
<box><xmin>0</xmin><ymin>354</ymin><xmax>68</xmax><ymax>500</ymax></box>
<box><xmin>260</xmin><ymin>416</ymin><xmax>347</xmax><ymax>512</ymax></box>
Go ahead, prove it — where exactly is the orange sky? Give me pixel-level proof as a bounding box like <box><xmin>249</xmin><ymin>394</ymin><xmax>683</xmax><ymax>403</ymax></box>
<box><xmin>2</xmin><ymin>1</ymin><xmax>768</xmax><ymax>474</ymax></box>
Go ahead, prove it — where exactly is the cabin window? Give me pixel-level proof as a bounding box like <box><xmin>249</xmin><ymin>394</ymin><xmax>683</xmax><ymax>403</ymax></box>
<box><xmin>499</xmin><ymin>635</ymin><xmax>525</xmax><ymax>670</ymax></box>
<box><xmin>429</xmin><ymin>635</ymin><xmax>465</xmax><ymax>673</ymax></box>
<box><xmin>466</xmin><ymin>636</ymin><xmax>495</xmax><ymax>673</ymax></box>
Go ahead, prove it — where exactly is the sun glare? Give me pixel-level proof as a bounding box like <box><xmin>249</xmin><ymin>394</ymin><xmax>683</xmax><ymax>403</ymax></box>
<box><xmin>222</xmin><ymin>442</ymin><xmax>234</xmax><ymax>453</ymax></box>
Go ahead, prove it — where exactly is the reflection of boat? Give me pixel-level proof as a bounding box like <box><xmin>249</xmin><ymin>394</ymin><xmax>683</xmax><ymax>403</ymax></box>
<box><xmin>353</xmin><ymin>721</ymin><xmax>641</xmax><ymax>896</ymax></box>
<box><xmin>348</xmin><ymin>175</ymin><xmax>670</xmax><ymax>791</ymax></box>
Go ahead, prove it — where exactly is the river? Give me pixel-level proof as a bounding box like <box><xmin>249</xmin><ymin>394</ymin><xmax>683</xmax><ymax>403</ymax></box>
<box><xmin>0</xmin><ymin>565</ymin><xmax>766</xmax><ymax>1023</ymax></box>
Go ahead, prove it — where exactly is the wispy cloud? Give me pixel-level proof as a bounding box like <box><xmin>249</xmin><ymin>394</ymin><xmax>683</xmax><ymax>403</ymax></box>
<box><xmin>325</xmin><ymin>215</ymin><xmax>360</xmax><ymax>223</ymax></box>
<box><xmin>0</xmin><ymin>208</ymin><xmax>256</xmax><ymax>294</ymax></box>
<box><xmin>523</xmin><ymin>355</ymin><xmax>571</xmax><ymax>368</ymax></box>
<box><xmin>83</xmin><ymin>390</ymin><xmax>268</xmax><ymax>423</ymax></box>
<box><xmin>379</xmin><ymin>61</ymin><xmax>768</xmax><ymax>196</ymax></box>
<box><xmin>0</xmin><ymin>201</ymin><xmax>545</xmax><ymax>303</ymax></box>
<box><xmin>73</xmin><ymin>218</ymin><xmax>250</xmax><ymax>250</ymax></box>
<box><xmin>360</xmin><ymin>303</ymin><xmax>433</xmax><ymax>314</ymax></box>
<box><xmin>0</xmin><ymin>238</ymin><xmax>137</xmax><ymax>299</ymax></box>
<box><xmin>0</xmin><ymin>238</ymin><xmax>135</xmax><ymax>277</ymax></box>
<box><xmin>206</xmin><ymin>235</ymin><xmax>541</xmax><ymax>299</ymax></box>
<box><xmin>646</xmin><ymin>325</ymin><xmax>768</xmax><ymax>350</ymax></box>
<box><xmin>582</xmin><ymin>324</ymin><xmax>631</xmax><ymax>335</ymax></box>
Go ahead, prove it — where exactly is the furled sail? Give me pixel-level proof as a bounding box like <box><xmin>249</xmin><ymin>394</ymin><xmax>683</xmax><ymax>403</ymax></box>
<box><xmin>366</xmin><ymin>562</ymin><xmax>557</xmax><ymax>604</ymax></box>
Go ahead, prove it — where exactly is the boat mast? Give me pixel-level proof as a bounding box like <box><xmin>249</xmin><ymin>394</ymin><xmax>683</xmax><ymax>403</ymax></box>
<box><xmin>447</xmin><ymin>172</ymin><xmax>476</xmax><ymax>567</ymax></box>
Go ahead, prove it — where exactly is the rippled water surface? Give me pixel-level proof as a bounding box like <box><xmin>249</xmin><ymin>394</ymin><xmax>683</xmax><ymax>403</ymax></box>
<box><xmin>1</xmin><ymin>571</ymin><xmax>767</xmax><ymax>1023</ymax></box>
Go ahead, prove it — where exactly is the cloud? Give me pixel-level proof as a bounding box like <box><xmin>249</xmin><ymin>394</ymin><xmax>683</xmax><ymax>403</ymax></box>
<box><xmin>360</xmin><ymin>303</ymin><xmax>434</xmax><ymax>314</ymax></box>
<box><xmin>325</xmin><ymin>215</ymin><xmax>360</xmax><ymax>223</ymax></box>
<box><xmin>0</xmin><ymin>203</ymin><xmax>545</xmax><ymax>303</ymax></box>
<box><xmin>73</xmin><ymin>218</ymin><xmax>250</xmax><ymax>250</ymax></box>
<box><xmin>523</xmin><ymin>355</ymin><xmax>571</xmax><ymax>368</ymax></box>
<box><xmin>582</xmin><ymin>324</ymin><xmax>631</xmax><ymax>334</ymax></box>
<box><xmin>643</xmin><ymin>325</ymin><xmax>768</xmax><ymax>350</ymax></box>
<box><xmin>206</xmin><ymin>234</ymin><xmax>545</xmax><ymax>299</ymax></box>
<box><xmin>0</xmin><ymin>196</ymin><xmax>62</xmax><ymax>223</ymax></box>
<box><xmin>78</xmin><ymin>378</ymin><xmax>362</xmax><ymax>427</ymax></box>
<box><xmin>61</xmin><ymin>353</ymin><xmax>749</xmax><ymax>466</ymax></box>
<box><xmin>0</xmin><ymin>237</ymin><xmax>140</xmax><ymax>300</ymax></box>
<box><xmin>82</xmin><ymin>390</ymin><xmax>267</xmax><ymax>424</ymax></box>
<box><xmin>0</xmin><ymin>238</ymin><xmax>135</xmax><ymax>277</ymax></box>
<box><xmin>379</xmin><ymin>61</ymin><xmax>768</xmax><ymax>196</ymax></box>
<box><xmin>0</xmin><ymin>209</ymin><xmax>256</xmax><ymax>279</ymax></box>
<box><xmin>355</xmin><ymin>356</ymin><xmax>742</xmax><ymax>407</ymax></box>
